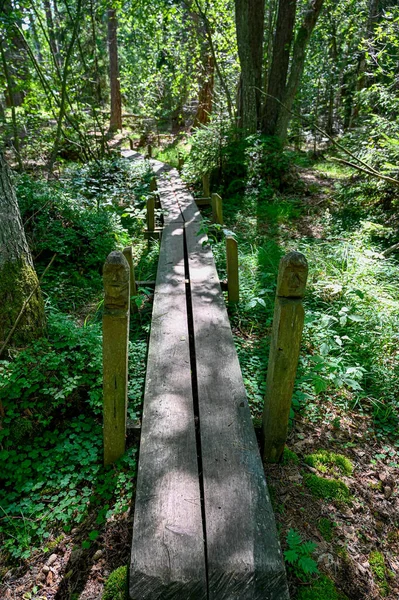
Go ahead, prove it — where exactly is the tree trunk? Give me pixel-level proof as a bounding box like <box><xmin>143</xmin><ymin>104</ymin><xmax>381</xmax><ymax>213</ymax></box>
<box><xmin>262</xmin><ymin>0</ymin><xmax>297</xmax><ymax>135</ymax></box>
<box><xmin>235</xmin><ymin>0</ymin><xmax>265</xmax><ymax>133</ymax></box>
<box><xmin>0</xmin><ymin>153</ymin><xmax>45</xmax><ymax>349</ymax></box>
<box><xmin>108</xmin><ymin>8</ymin><xmax>122</xmax><ymax>133</ymax></box>
<box><xmin>194</xmin><ymin>52</ymin><xmax>214</xmax><ymax>126</ymax></box>
<box><xmin>44</xmin><ymin>0</ymin><xmax>61</xmax><ymax>71</ymax></box>
<box><xmin>275</xmin><ymin>0</ymin><xmax>325</xmax><ymax>141</ymax></box>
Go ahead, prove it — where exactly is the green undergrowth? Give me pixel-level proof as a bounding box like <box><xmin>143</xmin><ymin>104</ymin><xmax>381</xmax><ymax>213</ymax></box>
<box><xmin>0</xmin><ymin>158</ymin><xmax>156</xmax><ymax>566</ymax></box>
<box><xmin>211</xmin><ymin>153</ymin><xmax>399</xmax><ymax>440</ymax></box>
<box><xmin>296</xmin><ymin>575</ymin><xmax>349</xmax><ymax>600</ymax></box>
<box><xmin>17</xmin><ymin>157</ymin><xmax>156</xmax><ymax>312</ymax></box>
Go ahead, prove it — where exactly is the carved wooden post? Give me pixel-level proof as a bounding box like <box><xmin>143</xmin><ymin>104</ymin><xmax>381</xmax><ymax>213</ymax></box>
<box><xmin>146</xmin><ymin>196</ymin><xmax>155</xmax><ymax>232</ymax></box>
<box><xmin>226</xmin><ymin>235</ymin><xmax>239</xmax><ymax>303</ymax></box>
<box><xmin>262</xmin><ymin>251</ymin><xmax>308</xmax><ymax>464</ymax></box>
<box><xmin>202</xmin><ymin>172</ymin><xmax>210</xmax><ymax>198</ymax></box>
<box><xmin>103</xmin><ymin>251</ymin><xmax>130</xmax><ymax>466</ymax></box>
<box><xmin>123</xmin><ymin>245</ymin><xmax>138</xmax><ymax>313</ymax></box>
<box><xmin>211</xmin><ymin>193</ymin><xmax>223</xmax><ymax>225</ymax></box>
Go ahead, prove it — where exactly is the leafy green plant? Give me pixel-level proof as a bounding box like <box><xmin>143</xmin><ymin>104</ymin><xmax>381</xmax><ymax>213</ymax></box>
<box><xmin>284</xmin><ymin>529</ymin><xmax>319</xmax><ymax>581</ymax></box>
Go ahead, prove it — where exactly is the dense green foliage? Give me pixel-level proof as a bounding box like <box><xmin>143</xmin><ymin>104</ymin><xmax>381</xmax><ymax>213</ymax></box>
<box><xmin>0</xmin><ymin>158</ymin><xmax>156</xmax><ymax>563</ymax></box>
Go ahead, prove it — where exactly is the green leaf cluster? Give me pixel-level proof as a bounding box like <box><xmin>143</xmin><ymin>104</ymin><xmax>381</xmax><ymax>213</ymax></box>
<box><xmin>284</xmin><ymin>529</ymin><xmax>319</xmax><ymax>581</ymax></box>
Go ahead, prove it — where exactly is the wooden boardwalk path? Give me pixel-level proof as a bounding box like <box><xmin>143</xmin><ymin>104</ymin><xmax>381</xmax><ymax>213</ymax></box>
<box><xmin>123</xmin><ymin>150</ymin><xmax>289</xmax><ymax>600</ymax></box>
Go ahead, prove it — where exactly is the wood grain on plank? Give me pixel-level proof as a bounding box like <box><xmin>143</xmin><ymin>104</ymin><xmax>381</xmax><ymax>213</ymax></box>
<box><xmin>130</xmin><ymin>222</ymin><xmax>207</xmax><ymax>600</ymax></box>
<box><xmin>185</xmin><ymin>218</ymin><xmax>289</xmax><ymax>600</ymax></box>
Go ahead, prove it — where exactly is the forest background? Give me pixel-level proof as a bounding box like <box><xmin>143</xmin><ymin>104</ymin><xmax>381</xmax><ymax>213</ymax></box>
<box><xmin>1</xmin><ymin>0</ymin><xmax>399</xmax><ymax>599</ymax></box>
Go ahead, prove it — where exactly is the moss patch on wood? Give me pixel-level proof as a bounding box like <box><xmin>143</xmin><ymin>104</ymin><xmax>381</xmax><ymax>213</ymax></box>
<box><xmin>0</xmin><ymin>257</ymin><xmax>45</xmax><ymax>349</ymax></box>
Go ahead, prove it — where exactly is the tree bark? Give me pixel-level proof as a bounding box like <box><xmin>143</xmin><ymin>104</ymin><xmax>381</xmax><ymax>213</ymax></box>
<box><xmin>194</xmin><ymin>52</ymin><xmax>214</xmax><ymax>126</ymax></box>
<box><xmin>235</xmin><ymin>0</ymin><xmax>265</xmax><ymax>133</ymax></box>
<box><xmin>0</xmin><ymin>153</ymin><xmax>45</xmax><ymax>349</ymax></box>
<box><xmin>108</xmin><ymin>8</ymin><xmax>122</xmax><ymax>133</ymax></box>
<box><xmin>262</xmin><ymin>0</ymin><xmax>297</xmax><ymax>135</ymax></box>
<box><xmin>275</xmin><ymin>0</ymin><xmax>325</xmax><ymax>141</ymax></box>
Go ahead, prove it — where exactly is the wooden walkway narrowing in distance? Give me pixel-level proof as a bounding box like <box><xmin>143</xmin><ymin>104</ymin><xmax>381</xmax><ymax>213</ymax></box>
<box><xmin>122</xmin><ymin>150</ymin><xmax>289</xmax><ymax>600</ymax></box>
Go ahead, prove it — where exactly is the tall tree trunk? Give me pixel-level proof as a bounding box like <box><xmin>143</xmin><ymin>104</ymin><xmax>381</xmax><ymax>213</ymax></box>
<box><xmin>235</xmin><ymin>0</ymin><xmax>265</xmax><ymax>133</ymax></box>
<box><xmin>194</xmin><ymin>52</ymin><xmax>214</xmax><ymax>126</ymax></box>
<box><xmin>0</xmin><ymin>153</ymin><xmax>45</xmax><ymax>350</ymax></box>
<box><xmin>262</xmin><ymin>0</ymin><xmax>297</xmax><ymax>135</ymax></box>
<box><xmin>44</xmin><ymin>0</ymin><xmax>61</xmax><ymax>70</ymax></box>
<box><xmin>108</xmin><ymin>8</ymin><xmax>122</xmax><ymax>133</ymax></box>
<box><xmin>275</xmin><ymin>0</ymin><xmax>325</xmax><ymax>141</ymax></box>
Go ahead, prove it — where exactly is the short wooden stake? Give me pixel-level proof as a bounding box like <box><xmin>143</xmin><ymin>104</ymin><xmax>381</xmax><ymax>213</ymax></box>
<box><xmin>149</xmin><ymin>177</ymin><xmax>157</xmax><ymax>192</ymax></box>
<box><xmin>202</xmin><ymin>172</ymin><xmax>210</xmax><ymax>198</ymax></box>
<box><xmin>147</xmin><ymin>144</ymin><xmax>152</xmax><ymax>158</ymax></box>
<box><xmin>146</xmin><ymin>195</ymin><xmax>155</xmax><ymax>232</ymax></box>
<box><xmin>103</xmin><ymin>251</ymin><xmax>130</xmax><ymax>466</ymax></box>
<box><xmin>226</xmin><ymin>235</ymin><xmax>239</xmax><ymax>303</ymax></box>
<box><xmin>262</xmin><ymin>251</ymin><xmax>308</xmax><ymax>463</ymax></box>
<box><xmin>211</xmin><ymin>193</ymin><xmax>223</xmax><ymax>225</ymax></box>
<box><xmin>123</xmin><ymin>245</ymin><xmax>138</xmax><ymax>313</ymax></box>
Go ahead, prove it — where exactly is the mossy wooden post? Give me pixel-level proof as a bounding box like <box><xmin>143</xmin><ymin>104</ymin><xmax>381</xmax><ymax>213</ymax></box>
<box><xmin>103</xmin><ymin>251</ymin><xmax>130</xmax><ymax>466</ymax></box>
<box><xmin>211</xmin><ymin>193</ymin><xmax>223</xmax><ymax>225</ymax></box>
<box><xmin>146</xmin><ymin>196</ymin><xmax>155</xmax><ymax>233</ymax></box>
<box><xmin>122</xmin><ymin>246</ymin><xmax>137</xmax><ymax>313</ymax></box>
<box><xmin>202</xmin><ymin>172</ymin><xmax>210</xmax><ymax>198</ymax></box>
<box><xmin>226</xmin><ymin>235</ymin><xmax>239</xmax><ymax>303</ymax></box>
<box><xmin>262</xmin><ymin>251</ymin><xmax>308</xmax><ymax>463</ymax></box>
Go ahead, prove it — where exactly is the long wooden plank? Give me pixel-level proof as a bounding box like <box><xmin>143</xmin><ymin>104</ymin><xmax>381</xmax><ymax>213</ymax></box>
<box><xmin>157</xmin><ymin>173</ymin><xmax>184</xmax><ymax>224</ymax></box>
<box><xmin>185</xmin><ymin>217</ymin><xmax>289</xmax><ymax>600</ymax></box>
<box><xmin>130</xmin><ymin>222</ymin><xmax>207</xmax><ymax>600</ymax></box>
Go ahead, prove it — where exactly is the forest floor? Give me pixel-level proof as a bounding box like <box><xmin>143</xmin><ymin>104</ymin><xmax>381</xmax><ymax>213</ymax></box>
<box><xmin>1</xmin><ymin>152</ymin><xmax>399</xmax><ymax>600</ymax></box>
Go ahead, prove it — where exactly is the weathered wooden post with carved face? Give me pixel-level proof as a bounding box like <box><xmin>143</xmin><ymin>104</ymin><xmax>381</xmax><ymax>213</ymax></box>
<box><xmin>262</xmin><ymin>251</ymin><xmax>308</xmax><ymax>463</ymax></box>
<box><xmin>103</xmin><ymin>251</ymin><xmax>130</xmax><ymax>465</ymax></box>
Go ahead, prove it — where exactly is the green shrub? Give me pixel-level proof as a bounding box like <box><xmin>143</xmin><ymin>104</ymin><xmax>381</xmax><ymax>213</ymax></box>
<box><xmin>304</xmin><ymin>475</ymin><xmax>351</xmax><ymax>502</ymax></box>
<box><xmin>102</xmin><ymin>566</ymin><xmax>128</xmax><ymax>600</ymax></box>
<box><xmin>245</xmin><ymin>134</ymin><xmax>293</xmax><ymax>196</ymax></box>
